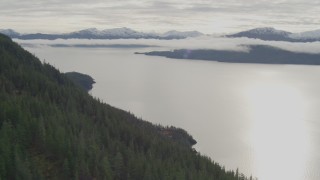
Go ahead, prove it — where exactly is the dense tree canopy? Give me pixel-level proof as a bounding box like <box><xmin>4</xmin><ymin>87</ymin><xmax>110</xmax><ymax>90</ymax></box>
<box><xmin>64</xmin><ymin>72</ymin><xmax>95</xmax><ymax>91</ymax></box>
<box><xmin>0</xmin><ymin>34</ymin><xmax>252</xmax><ymax>180</ymax></box>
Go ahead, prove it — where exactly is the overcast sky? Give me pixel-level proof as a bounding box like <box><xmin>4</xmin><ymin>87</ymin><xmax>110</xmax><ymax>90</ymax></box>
<box><xmin>1</xmin><ymin>0</ymin><xmax>320</xmax><ymax>34</ymax></box>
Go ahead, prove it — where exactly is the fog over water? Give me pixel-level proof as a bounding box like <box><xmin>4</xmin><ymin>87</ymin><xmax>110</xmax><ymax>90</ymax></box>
<box><xmin>16</xmin><ymin>36</ymin><xmax>320</xmax><ymax>54</ymax></box>
<box><xmin>19</xmin><ymin>38</ymin><xmax>320</xmax><ymax>180</ymax></box>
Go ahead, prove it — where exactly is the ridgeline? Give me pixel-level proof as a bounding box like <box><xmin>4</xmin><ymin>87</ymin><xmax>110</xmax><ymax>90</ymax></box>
<box><xmin>0</xmin><ymin>34</ymin><xmax>251</xmax><ymax>180</ymax></box>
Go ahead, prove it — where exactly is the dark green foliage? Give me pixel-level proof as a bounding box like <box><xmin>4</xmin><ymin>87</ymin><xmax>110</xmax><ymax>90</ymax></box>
<box><xmin>0</xmin><ymin>34</ymin><xmax>250</xmax><ymax>179</ymax></box>
<box><xmin>64</xmin><ymin>72</ymin><xmax>95</xmax><ymax>91</ymax></box>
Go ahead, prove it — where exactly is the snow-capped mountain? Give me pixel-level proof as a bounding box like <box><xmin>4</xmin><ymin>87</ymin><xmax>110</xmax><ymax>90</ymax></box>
<box><xmin>289</xmin><ymin>29</ymin><xmax>320</xmax><ymax>40</ymax></box>
<box><xmin>4</xmin><ymin>27</ymin><xmax>320</xmax><ymax>42</ymax></box>
<box><xmin>243</xmin><ymin>27</ymin><xmax>291</xmax><ymax>35</ymax></box>
<box><xmin>66</xmin><ymin>28</ymin><xmax>203</xmax><ymax>39</ymax></box>
<box><xmin>227</xmin><ymin>27</ymin><xmax>320</xmax><ymax>42</ymax></box>
<box><xmin>162</xmin><ymin>30</ymin><xmax>203</xmax><ymax>38</ymax></box>
<box><xmin>0</xmin><ymin>29</ymin><xmax>20</xmax><ymax>37</ymax></box>
<box><xmin>0</xmin><ymin>27</ymin><xmax>204</xmax><ymax>40</ymax></box>
<box><xmin>100</xmin><ymin>27</ymin><xmax>150</xmax><ymax>37</ymax></box>
<box><xmin>66</xmin><ymin>27</ymin><xmax>153</xmax><ymax>38</ymax></box>
<box><xmin>227</xmin><ymin>27</ymin><xmax>292</xmax><ymax>41</ymax></box>
<box><xmin>72</xmin><ymin>28</ymin><xmax>101</xmax><ymax>35</ymax></box>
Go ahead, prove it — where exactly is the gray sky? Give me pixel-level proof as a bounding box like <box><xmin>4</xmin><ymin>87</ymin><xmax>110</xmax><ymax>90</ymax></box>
<box><xmin>1</xmin><ymin>0</ymin><xmax>320</xmax><ymax>34</ymax></box>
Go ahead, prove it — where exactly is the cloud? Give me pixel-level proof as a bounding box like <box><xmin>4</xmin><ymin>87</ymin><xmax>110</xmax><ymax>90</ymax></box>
<box><xmin>14</xmin><ymin>36</ymin><xmax>320</xmax><ymax>54</ymax></box>
<box><xmin>1</xmin><ymin>0</ymin><xmax>320</xmax><ymax>33</ymax></box>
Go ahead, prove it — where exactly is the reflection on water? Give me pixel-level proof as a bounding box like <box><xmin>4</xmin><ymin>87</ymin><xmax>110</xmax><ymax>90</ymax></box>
<box><xmin>245</xmin><ymin>82</ymin><xmax>309</xmax><ymax>180</ymax></box>
<box><xmin>25</xmin><ymin>45</ymin><xmax>320</xmax><ymax>180</ymax></box>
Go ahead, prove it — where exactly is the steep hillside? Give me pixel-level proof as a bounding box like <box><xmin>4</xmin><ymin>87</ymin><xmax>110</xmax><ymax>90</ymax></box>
<box><xmin>0</xmin><ymin>34</ymin><xmax>249</xmax><ymax>180</ymax></box>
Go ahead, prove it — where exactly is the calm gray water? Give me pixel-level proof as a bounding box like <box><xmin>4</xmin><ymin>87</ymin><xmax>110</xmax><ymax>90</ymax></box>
<box><xmin>25</xmin><ymin>45</ymin><xmax>320</xmax><ymax>180</ymax></box>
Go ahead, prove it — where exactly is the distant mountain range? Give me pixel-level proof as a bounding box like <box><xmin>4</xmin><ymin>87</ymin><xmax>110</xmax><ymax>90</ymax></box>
<box><xmin>227</xmin><ymin>27</ymin><xmax>320</xmax><ymax>42</ymax></box>
<box><xmin>2</xmin><ymin>27</ymin><xmax>320</xmax><ymax>42</ymax></box>
<box><xmin>0</xmin><ymin>27</ymin><xmax>204</xmax><ymax>40</ymax></box>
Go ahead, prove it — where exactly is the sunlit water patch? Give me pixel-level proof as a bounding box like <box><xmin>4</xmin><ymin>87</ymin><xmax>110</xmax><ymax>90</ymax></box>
<box><xmin>244</xmin><ymin>80</ymin><xmax>310</xmax><ymax>180</ymax></box>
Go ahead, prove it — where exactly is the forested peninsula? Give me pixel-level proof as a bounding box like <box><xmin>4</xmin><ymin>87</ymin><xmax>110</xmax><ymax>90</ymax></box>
<box><xmin>64</xmin><ymin>72</ymin><xmax>95</xmax><ymax>92</ymax></box>
<box><xmin>0</xmin><ymin>34</ymin><xmax>251</xmax><ymax>180</ymax></box>
<box><xmin>139</xmin><ymin>45</ymin><xmax>320</xmax><ymax>65</ymax></box>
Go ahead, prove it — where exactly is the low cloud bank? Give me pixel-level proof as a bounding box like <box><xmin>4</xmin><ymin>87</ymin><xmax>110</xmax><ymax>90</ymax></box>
<box><xmin>14</xmin><ymin>36</ymin><xmax>320</xmax><ymax>54</ymax></box>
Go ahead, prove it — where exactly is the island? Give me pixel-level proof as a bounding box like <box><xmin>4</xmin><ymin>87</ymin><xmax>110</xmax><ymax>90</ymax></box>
<box><xmin>137</xmin><ymin>45</ymin><xmax>320</xmax><ymax>65</ymax></box>
<box><xmin>65</xmin><ymin>72</ymin><xmax>95</xmax><ymax>91</ymax></box>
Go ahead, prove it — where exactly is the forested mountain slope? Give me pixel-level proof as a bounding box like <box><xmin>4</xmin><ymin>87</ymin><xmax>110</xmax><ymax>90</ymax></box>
<box><xmin>0</xmin><ymin>34</ymin><xmax>249</xmax><ymax>180</ymax></box>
